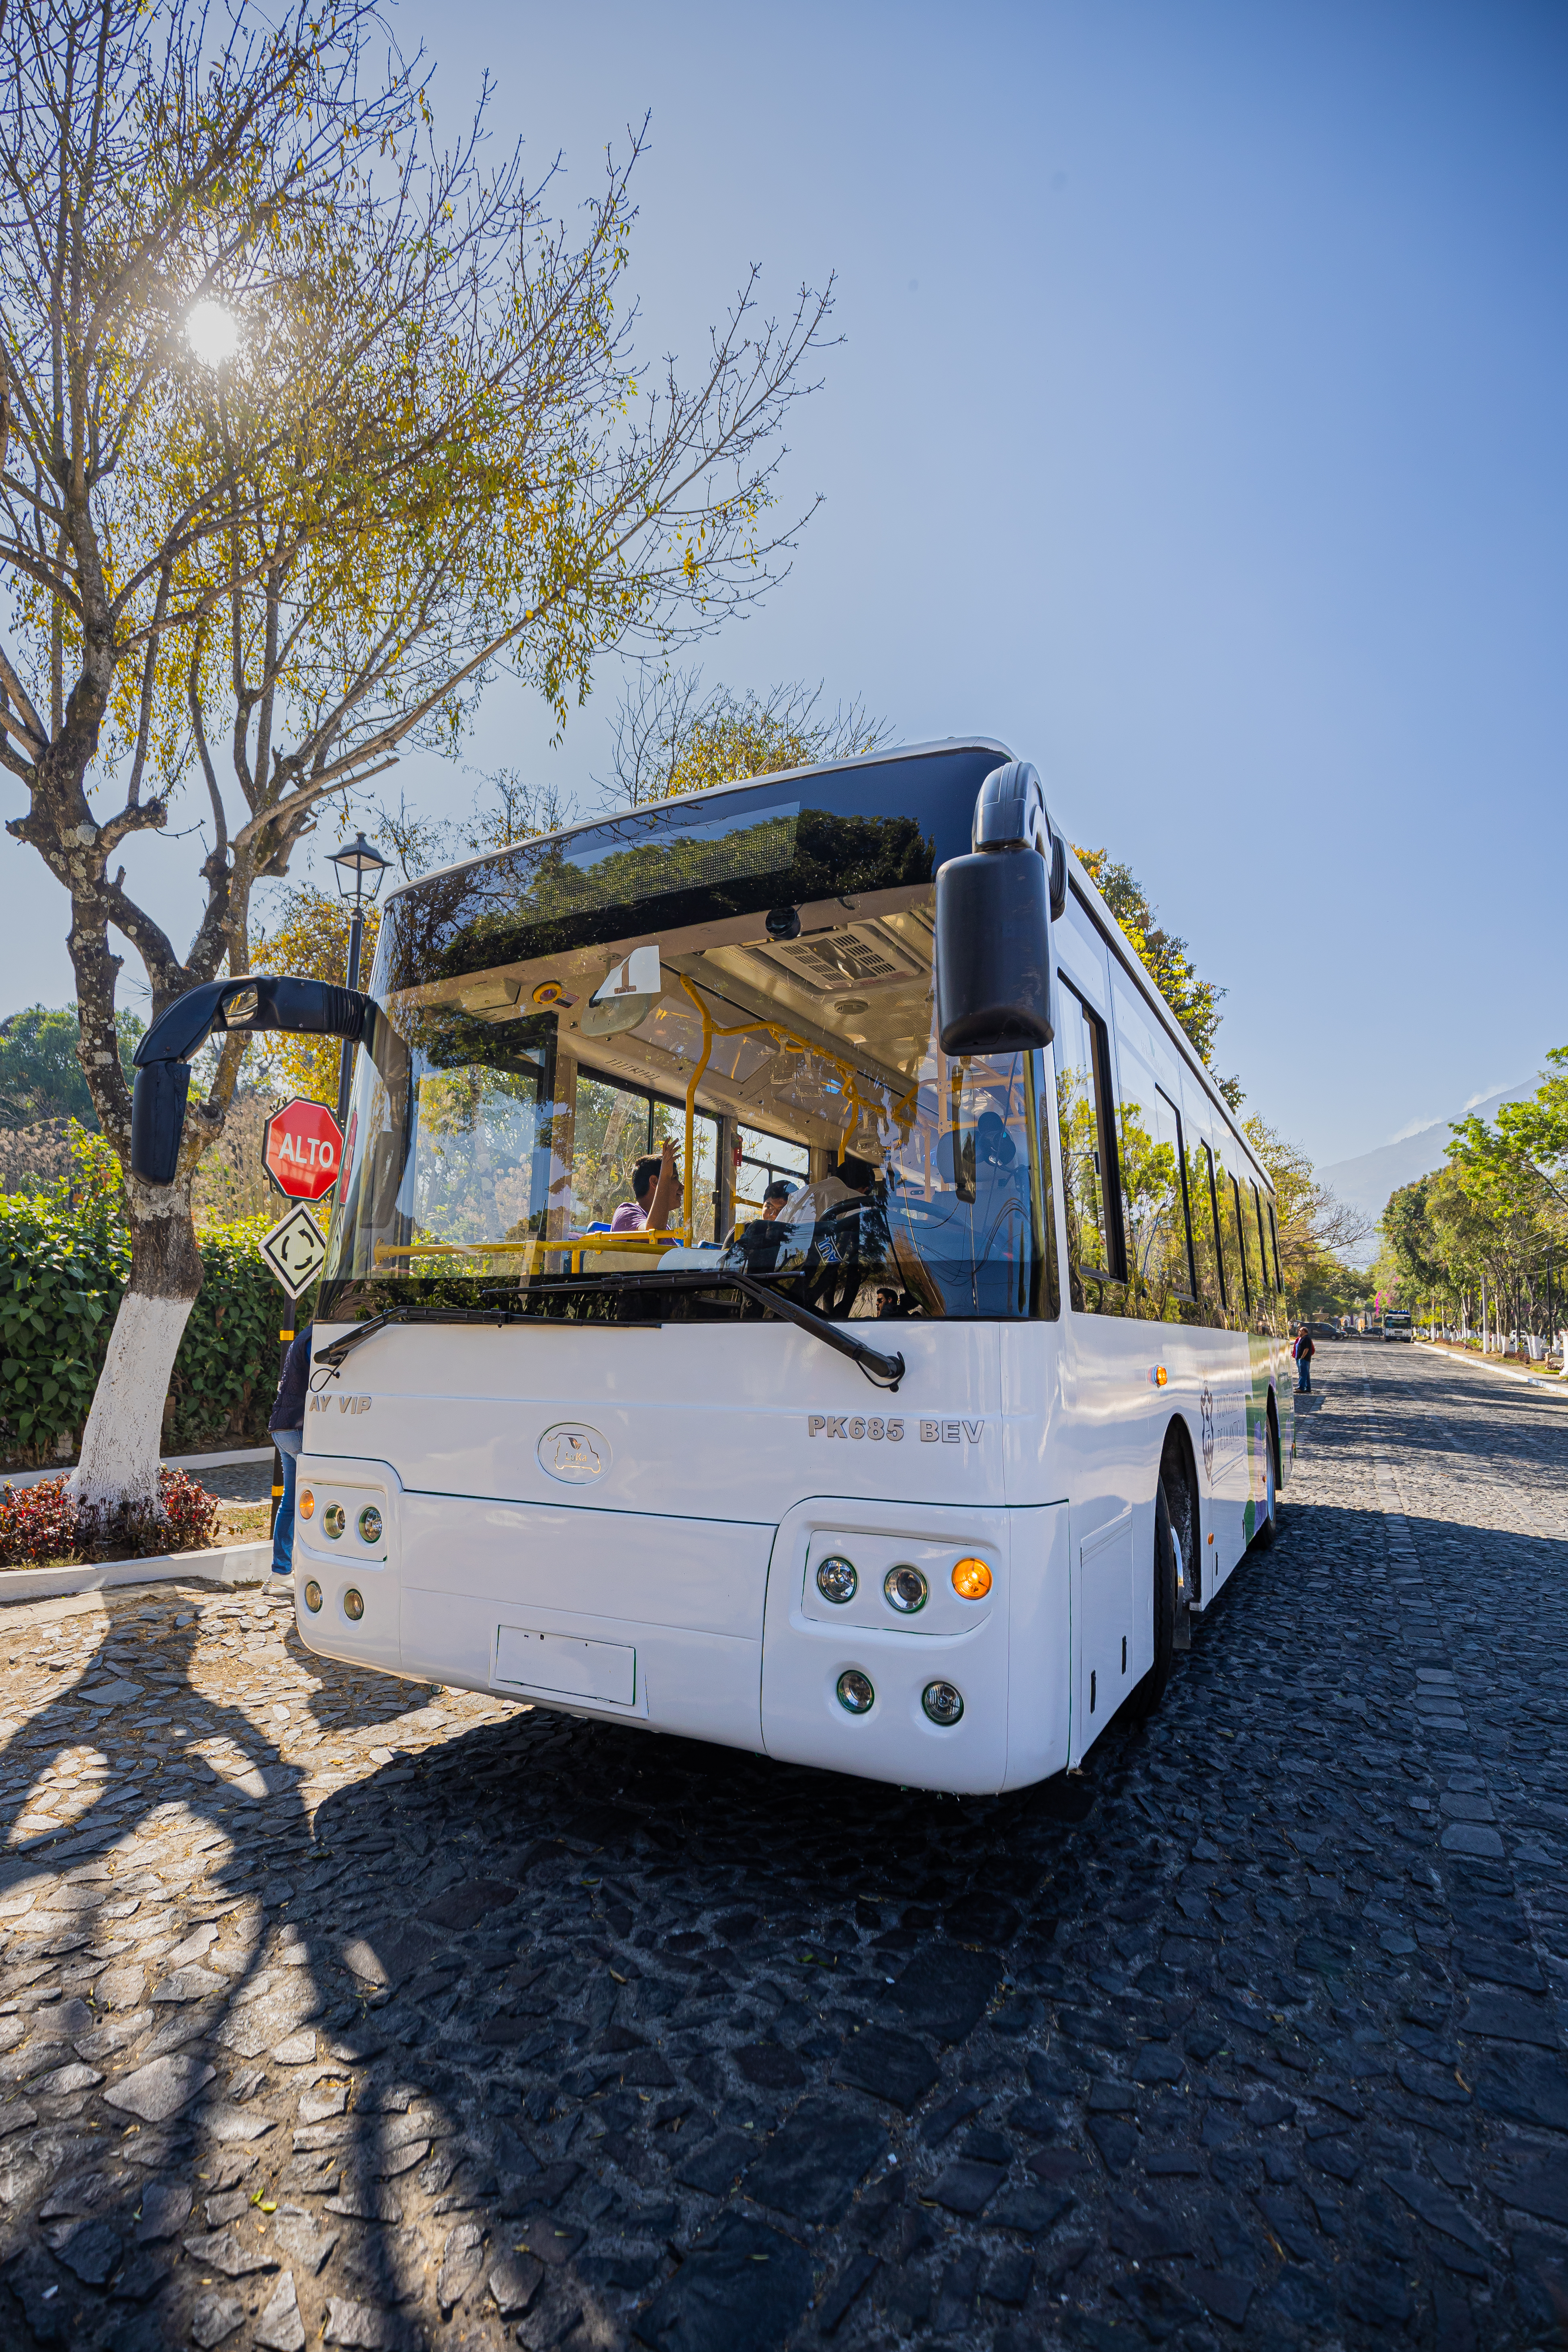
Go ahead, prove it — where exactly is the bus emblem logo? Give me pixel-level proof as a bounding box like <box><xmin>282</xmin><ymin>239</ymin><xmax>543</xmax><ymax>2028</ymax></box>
<box><xmin>538</xmin><ymin>1423</ymin><xmax>610</xmax><ymax>1484</ymax></box>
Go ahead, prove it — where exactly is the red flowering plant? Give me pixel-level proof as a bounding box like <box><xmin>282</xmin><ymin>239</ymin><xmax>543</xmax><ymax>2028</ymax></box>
<box><xmin>0</xmin><ymin>1475</ymin><xmax>78</xmax><ymax>1565</ymax></box>
<box><xmin>0</xmin><ymin>1469</ymin><xmax>220</xmax><ymax>1567</ymax></box>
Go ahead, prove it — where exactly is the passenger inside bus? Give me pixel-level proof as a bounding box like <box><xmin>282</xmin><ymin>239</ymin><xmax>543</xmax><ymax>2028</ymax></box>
<box><xmin>610</xmin><ymin>1140</ymin><xmax>683</xmax><ymax>1232</ymax></box>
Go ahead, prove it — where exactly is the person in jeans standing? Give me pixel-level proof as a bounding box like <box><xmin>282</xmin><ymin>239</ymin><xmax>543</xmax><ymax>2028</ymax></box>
<box><xmin>269</xmin><ymin>1323</ymin><xmax>314</xmax><ymax>1576</ymax></box>
<box><xmin>1293</xmin><ymin>1321</ymin><xmax>1315</xmax><ymax>1394</ymax></box>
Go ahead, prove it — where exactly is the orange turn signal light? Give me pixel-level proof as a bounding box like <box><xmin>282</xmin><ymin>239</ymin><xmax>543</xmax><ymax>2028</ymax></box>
<box><xmin>298</xmin><ymin>1488</ymin><xmax>315</xmax><ymax>1520</ymax></box>
<box><xmin>951</xmin><ymin>1557</ymin><xmax>992</xmax><ymax>1600</ymax></box>
<box><xmin>1150</xmin><ymin>1364</ymin><xmax>1168</xmax><ymax>1387</ymax></box>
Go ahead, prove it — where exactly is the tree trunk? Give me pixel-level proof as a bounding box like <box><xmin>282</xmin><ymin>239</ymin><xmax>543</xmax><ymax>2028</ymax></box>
<box><xmin>69</xmin><ymin>1174</ymin><xmax>203</xmax><ymax>1514</ymax></box>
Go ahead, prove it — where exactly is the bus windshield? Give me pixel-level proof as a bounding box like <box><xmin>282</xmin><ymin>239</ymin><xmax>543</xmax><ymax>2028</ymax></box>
<box><xmin>322</xmin><ymin>748</ymin><xmax>1058</xmax><ymax>1324</ymax></box>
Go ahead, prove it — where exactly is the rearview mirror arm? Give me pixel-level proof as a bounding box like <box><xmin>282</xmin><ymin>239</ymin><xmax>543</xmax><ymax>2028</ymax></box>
<box><xmin>129</xmin><ymin>973</ymin><xmax>377</xmax><ymax>1186</ymax></box>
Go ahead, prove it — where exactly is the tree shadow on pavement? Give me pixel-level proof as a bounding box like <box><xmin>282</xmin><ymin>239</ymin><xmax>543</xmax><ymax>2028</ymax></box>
<box><xmin>0</xmin><ymin>1591</ymin><xmax>462</xmax><ymax>2348</ymax></box>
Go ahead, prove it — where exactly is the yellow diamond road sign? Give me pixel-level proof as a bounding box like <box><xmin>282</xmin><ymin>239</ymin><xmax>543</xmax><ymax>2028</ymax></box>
<box><xmin>260</xmin><ymin>1202</ymin><xmax>327</xmax><ymax>1300</ymax></box>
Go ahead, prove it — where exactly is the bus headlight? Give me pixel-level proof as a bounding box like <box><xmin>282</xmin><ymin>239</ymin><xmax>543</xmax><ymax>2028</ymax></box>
<box><xmin>357</xmin><ymin>1505</ymin><xmax>383</xmax><ymax>1545</ymax></box>
<box><xmin>322</xmin><ymin>1503</ymin><xmax>346</xmax><ymax>1541</ymax></box>
<box><xmin>344</xmin><ymin>1589</ymin><xmax>365</xmax><ymax>1622</ymax></box>
<box><xmin>303</xmin><ymin>1581</ymin><xmax>322</xmax><ymax>1613</ymax></box>
<box><xmin>836</xmin><ymin>1670</ymin><xmax>875</xmax><ymax>1715</ymax></box>
<box><xmin>816</xmin><ymin>1556</ymin><xmax>857</xmax><ymax>1604</ymax></box>
<box><xmin>922</xmin><ymin>1680</ymin><xmax>964</xmax><ymax>1726</ymax></box>
<box><xmin>883</xmin><ymin>1564</ymin><xmax>929</xmax><ymax>1614</ymax></box>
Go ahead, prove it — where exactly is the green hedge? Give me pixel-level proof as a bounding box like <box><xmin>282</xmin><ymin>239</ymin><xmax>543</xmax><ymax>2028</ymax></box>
<box><xmin>0</xmin><ymin>1127</ymin><xmax>287</xmax><ymax>1464</ymax></box>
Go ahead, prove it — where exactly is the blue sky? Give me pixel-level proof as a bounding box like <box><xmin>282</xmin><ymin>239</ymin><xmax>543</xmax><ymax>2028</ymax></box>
<box><xmin>2</xmin><ymin>0</ymin><xmax>1564</xmax><ymax>1166</ymax></box>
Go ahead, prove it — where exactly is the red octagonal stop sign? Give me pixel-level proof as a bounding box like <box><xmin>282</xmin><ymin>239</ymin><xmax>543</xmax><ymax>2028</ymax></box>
<box><xmin>262</xmin><ymin>1096</ymin><xmax>345</xmax><ymax>1202</ymax></box>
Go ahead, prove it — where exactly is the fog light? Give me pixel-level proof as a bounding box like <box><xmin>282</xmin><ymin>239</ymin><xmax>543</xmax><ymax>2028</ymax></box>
<box><xmin>951</xmin><ymin>1556</ymin><xmax>992</xmax><ymax>1600</ymax></box>
<box><xmin>836</xmin><ymin>1669</ymin><xmax>875</xmax><ymax>1714</ymax></box>
<box><xmin>344</xmin><ymin>1588</ymin><xmax>365</xmax><ymax>1622</ymax></box>
<box><xmin>322</xmin><ymin>1502</ymin><xmax>346</xmax><ymax>1541</ymax></box>
<box><xmin>303</xmin><ymin>1580</ymin><xmax>323</xmax><ymax>1613</ymax></box>
<box><xmin>922</xmin><ymin>1680</ymin><xmax>964</xmax><ymax>1726</ymax></box>
<box><xmin>816</xmin><ymin>1555</ymin><xmax>857</xmax><ymax>1604</ymax></box>
<box><xmin>883</xmin><ymin>1564</ymin><xmax>929</xmax><ymax>1614</ymax></box>
<box><xmin>357</xmin><ymin>1505</ymin><xmax>383</xmax><ymax>1545</ymax></box>
<box><xmin>298</xmin><ymin>1489</ymin><xmax>315</xmax><ymax>1520</ymax></box>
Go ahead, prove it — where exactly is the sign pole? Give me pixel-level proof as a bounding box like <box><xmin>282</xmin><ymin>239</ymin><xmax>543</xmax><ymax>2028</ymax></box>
<box><xmin>270</xmin><ymin>1314</ymin><xmax>293</xmax><ymax>1542</ymax></box>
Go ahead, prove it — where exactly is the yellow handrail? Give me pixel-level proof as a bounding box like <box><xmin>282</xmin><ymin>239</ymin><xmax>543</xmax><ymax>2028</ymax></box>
<box><xmin>676</xmin><ymin>973</ymin><xmax>903</xmax><ymax>1237</ymax></box>
<box><xmin>373</xmin><ymin>1229</ymin><xmax>686</xmax><ymax>1274</ymax></box>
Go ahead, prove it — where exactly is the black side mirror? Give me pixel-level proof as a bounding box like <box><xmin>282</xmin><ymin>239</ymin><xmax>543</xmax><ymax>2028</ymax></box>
<box><xmin>129</xmin><ymin>973</ymin><xmax>375</xmax><ymax>1185</ymax></box>
<box><xmin>935</xmin><ymin>760</ymin><xmax>1060</xmax><ymax>1057</ymax></box>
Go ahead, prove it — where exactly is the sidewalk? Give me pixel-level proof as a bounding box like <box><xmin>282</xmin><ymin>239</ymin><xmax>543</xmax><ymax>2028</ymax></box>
<box><xmin>1415</xmin><ymin>1337</ymin><xmax>1568</xmax><ymax>1396</ymax></box>
<box><xmin>0</xmin><ymin>1444</ymin><xmax>273</xmax><ymax>1492</ymax></box>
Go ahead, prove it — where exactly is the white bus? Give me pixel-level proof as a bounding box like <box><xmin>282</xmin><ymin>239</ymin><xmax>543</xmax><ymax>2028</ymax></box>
<box><xmin>132</xmin><ymin>742</ymin><xmax>1293</xmax><ymax>1795</ymax></box>
<box><xmin>1383</xmin><ymin>1308</ymin><xmax>1413</xmax><ymax>1342</ymax></box>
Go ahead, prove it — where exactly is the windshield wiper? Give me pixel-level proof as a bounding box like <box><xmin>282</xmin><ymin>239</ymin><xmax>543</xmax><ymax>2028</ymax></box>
<box><xmin>311</xmin><ymin>1272</ymin><xmax>905</xmax><ymax>1392</ymax></box>
<box><xmin>599</xmin><ymin>1267</ymin><xmax>905</xmax><ymax>1391</ymax></box>
<box><xmin>312</xmin><ymin>1303</ymin><xmax>536</xmax><ymax>1383</ymax></box>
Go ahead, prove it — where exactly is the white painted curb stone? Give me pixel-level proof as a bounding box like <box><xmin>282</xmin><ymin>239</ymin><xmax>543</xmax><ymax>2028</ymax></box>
<box><xmin>0</xmin><ymin>1540</ymin><xmax>275</xmax><ymax>1606</ymax></box>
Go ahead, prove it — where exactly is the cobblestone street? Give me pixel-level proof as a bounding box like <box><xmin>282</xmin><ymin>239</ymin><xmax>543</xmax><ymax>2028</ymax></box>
<box><xmin>0</xmin><ymin>1340</ymin><xmax>1564</xmax><ymax>2352</ymax></box>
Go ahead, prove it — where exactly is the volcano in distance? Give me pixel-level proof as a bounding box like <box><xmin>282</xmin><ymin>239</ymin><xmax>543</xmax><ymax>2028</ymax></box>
<box><xmin>1321</xmin><ymin>1085</ymin><xmax>1532</xmax><ymax>1266</ymax></box>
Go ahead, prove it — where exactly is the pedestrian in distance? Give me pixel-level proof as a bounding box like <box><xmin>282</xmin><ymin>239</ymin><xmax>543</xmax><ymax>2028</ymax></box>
<box><xmin>1293</xmin><ymin>1321</ymin><xmax>1314</xmax><ymax>1394</ymax></box>
<box><xmin>269</xmin><ymin>1322</ymin><xmax>314</xmax><ymax>1576</ymax></box>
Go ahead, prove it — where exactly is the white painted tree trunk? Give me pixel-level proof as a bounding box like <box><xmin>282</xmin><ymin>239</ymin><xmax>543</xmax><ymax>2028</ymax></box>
<box><xmin>68</xmin><ymin>1171</ymin><xmax>204</xmax><ymax>1516</ymax></box>
<box><xmin>69</xmin><ymin>1292</ymin><xmax>197</xmax><ymax>1511</ymax></box>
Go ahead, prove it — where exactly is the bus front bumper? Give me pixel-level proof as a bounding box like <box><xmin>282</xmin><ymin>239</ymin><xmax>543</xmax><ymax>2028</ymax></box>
<box><xmin>291</xmin><ymin>1459</ymin><xmax>1070</xmax><ymax>1796</ymax></box>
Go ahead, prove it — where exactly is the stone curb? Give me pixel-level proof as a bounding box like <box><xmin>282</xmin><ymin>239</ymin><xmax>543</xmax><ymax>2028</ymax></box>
<box><xmin>0</xmin><ymin>1539</ymin><xmax>274</xmax><ymax>1606</ymax></box>
<box><xmin>0</xmin><ymin>1445</ymin><xmax>275</xmax><ymax>1493</ymax></box>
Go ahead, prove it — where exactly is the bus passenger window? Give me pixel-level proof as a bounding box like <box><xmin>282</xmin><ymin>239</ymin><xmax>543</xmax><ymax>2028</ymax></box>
<box><xmin>1117</xmin><ymin>1070</ymin><xmax>1195</xmax><ymax>1319</ymax></box>
<box><xmin>1268</xmin><ymin>1198</ymin><xmax>1284</xmax><ymax>1291</ymax></box>
<box><xmin>1251</xmin><ymin>1182</ymin><xmax>1272</xmax><ymax>1294</ymax></box>
<box><xmin>1231</xmin><ymin>1174</ymin><xmax>1253</xmax><ymax>1309</ymax></box>
<box><xmin>1055</xmin><ymin>983</ymin><xmax>1121</xmax><ymax>1300</ymax></box>
<box><xmin>1192</xmin><ymin>1141</ymin><xmax>1226</xmax><ymax>1313</ymax></box>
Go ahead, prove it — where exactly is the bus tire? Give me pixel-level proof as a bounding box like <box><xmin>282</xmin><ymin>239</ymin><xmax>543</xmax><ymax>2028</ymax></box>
<box><xmin>1129</xmin><ymin>1479</ymin><xmax>1178</xmax><ymax>1718</ymax></box>
<box><xmin>1252</xmin><ymin>1396</ymin><xmax>1281</xmax><ymax>1549</ymax></box>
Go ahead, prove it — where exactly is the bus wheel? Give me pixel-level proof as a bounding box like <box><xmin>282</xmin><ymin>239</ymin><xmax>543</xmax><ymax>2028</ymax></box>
<box><xmin>1252</xmin><ymin>1399</ymin><xmax>1281</xmax><ymax>1549</ymax></box>
<box><xmin>1129</xmin><ymin>1479</ymin><xmax>1179</xmax><ymax>1718</ymax></box>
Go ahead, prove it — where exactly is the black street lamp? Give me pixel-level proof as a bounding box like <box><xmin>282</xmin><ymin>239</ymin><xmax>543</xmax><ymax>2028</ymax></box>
<box><xmin>328</xmin><ymin>831</ymin><xmax>391</xmax><ymax>1129</ymax></box>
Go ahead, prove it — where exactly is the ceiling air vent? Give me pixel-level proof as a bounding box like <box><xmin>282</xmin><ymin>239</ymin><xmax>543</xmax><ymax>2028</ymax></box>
<box><xmin>756</xmin><ymin>923</ymin><xmax>919</xmax><ymax>994</ymax></box>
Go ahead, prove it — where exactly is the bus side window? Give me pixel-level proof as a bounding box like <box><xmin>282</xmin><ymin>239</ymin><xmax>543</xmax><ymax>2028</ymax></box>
<box><xmin>1251</xmin><ymin>1182</ymin><xmax>1272</xmax><ymax>1295</ymax></box>
<box><xmin>1114</xmin><ymin>1048</ymin><xmax>1194</xmax><ymax>1321</ymax></box>
<box><xmin>1055</xmin><ymin>980</ymin><xmax>1123</xmax><ymax>1301</ymax></box>
<box><xmin>1230</xmin><ymin>1172</ymin><xmax>1254</xmax><ymax>1310</ymax></box>
<box><xmin>1268</xmin><ymin>1197</ymin><xmax>1284</xmax><ymax>1291</ymax></box>
<box><xmin>1213</xmin><ymin>1143</ymin><xmax>1232</xmax><ymax>1317</ymax></box>
<box><xmin>1163</xmin><ymin>1092</ymin><xmax>1198</xmax><ymax>1305</ymax></box>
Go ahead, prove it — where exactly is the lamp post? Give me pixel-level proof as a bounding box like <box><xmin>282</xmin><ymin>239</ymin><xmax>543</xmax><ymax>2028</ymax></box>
<box><xmin>328</xmin><ymin>831</ymin><xmax>391</xmax><ymax>1129</ymax></box>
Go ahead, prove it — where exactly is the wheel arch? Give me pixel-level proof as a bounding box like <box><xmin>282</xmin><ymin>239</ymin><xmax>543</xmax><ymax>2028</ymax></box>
<box><xmin>1160</xmin><ymin>1411</ymin><xmax>1201</xmax><ymax>1606</ymax></box>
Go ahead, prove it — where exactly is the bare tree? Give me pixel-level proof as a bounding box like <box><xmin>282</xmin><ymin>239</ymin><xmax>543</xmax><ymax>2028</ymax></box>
<box><xmin>0</xmin><ymin>0</ymin><xmax>833</xmax><ymax>1508</ymax></box>
<box><xmin>603</xmin><ymin>667</ymin><xmax>887</xmax><ymax>807</ymax></box>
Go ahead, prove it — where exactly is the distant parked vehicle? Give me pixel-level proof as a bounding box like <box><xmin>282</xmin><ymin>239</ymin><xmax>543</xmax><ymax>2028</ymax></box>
<box><xmin>1383</xmin><ymin>1308</ymin><xmax>1413</xmax><ymax>1342</ymax></box>
<box><xmin>1304</xmin><ymin>1319</ymin><xmax>1342</xmax><ymax>1342</ymax></box>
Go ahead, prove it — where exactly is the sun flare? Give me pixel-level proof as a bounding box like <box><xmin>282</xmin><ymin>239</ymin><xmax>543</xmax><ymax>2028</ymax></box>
<box><xmin>185</xmin><ymin>300</ymin><xmax>239</xmax><ymax>367</ymax></box>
